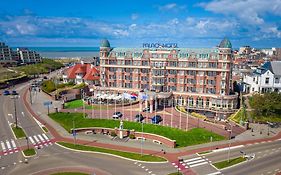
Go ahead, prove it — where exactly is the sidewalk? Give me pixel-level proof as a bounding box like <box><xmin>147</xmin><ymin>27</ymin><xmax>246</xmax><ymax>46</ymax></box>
<box><xmin>23</xmin><ymin>87</ymin><xmax>281</xmax><ymax>162</ymax></box>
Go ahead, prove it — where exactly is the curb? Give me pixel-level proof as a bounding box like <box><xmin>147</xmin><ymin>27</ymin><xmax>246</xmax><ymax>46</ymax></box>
<box><xmin>212</xmin><ymin>156</ymin><xmax>251</xmax><ymax>171</ymax></box>
<box><xmin>55</xmin><ymin>143</ymin><xmax>168</xmax><ymax>164</ymax></box>
<box><xmin>21</xmin><ymin>148</ymin><xmax>37</xmax><ymax>158</ymax></box>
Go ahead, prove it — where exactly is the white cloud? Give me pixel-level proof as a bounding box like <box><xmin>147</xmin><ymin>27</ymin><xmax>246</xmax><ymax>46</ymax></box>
<box><xmin>200</xmin><ymin>0</ymin><xmax>281</xmax><ymax>25</ymax></box>
<box><xmin>159</xmin><ymin>3</ymin><xmax>186</xmax><ymax>12</ymax></box>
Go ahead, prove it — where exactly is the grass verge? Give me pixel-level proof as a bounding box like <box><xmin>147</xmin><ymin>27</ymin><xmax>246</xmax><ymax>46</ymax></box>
<box><xmin>64</xmin><ymin>100</ymin><xmax>109</xmax><ymax>110</ymax></box>
<box><xmin>57</xmin><ymin>142</ymin><xmax>166</xmax><ymax>162</ymax></box>
<box><xmin>50</xmin><ymin>172</ymin><xmax>89</xmax><ymax>175</ymax></box>
<box><xmin>49</xmin><ymin>112</ymin><xmax>225</xmax><ymax>147</ymax></box>
<box><xmin>42</xmin><ymin>126</ymin><xmax>49</xmax><ymax>132</ymax></box>
<box><xmin>198</xmin><ymin>151</ymin><xmax>212</xmax><ymax>155</ymax></box>
<box><xmin>11</xmin><ymin>125</ymin><xmax>26</xmax><ymax>139</ymax></box>
<box><xmin>23</xmin><ymin>148</ymin><xmax>36</xmax><ymax>156</ymax></box>
<box><xmin>213</xmin><ymin>157</ymin><xmax>247</xmax><ymax>169</ymax></box>
<box><xmin>167</xmin><ymin>173</ymin><xmax>183</xmax><ymax>175</ymax></box>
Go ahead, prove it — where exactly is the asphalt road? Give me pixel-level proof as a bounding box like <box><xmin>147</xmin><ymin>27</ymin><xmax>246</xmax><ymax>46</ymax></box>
<box><xmin>203</xmin><ymin>139</ymin><xmax>281</xmax><ymax>175</ymax></box>
<box><xmin>0</xmin><ymin>80</ymin><xmax>176</xmax><ymax>175</ymax></box>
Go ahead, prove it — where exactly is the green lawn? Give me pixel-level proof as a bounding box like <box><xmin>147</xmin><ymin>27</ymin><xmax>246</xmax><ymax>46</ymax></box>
<box><xmin>229</xmin><ymin>107</ymin><xmax>247</xmax><ymax>124</ymax></box>
<box><xmin>167</xmin><ymin>173</ymin><xmax>183</xmax><ymax>175</ymax></box>
<box><xmin>49</xmin><ymin>112</ymin><xmax>225</xmax><ymax>147</ymax></box>
<box><xmin>23</xmin><ymin>148</ymin><xmax>36</xmax><ymax>156</ymax></box>
<box><xmin>64</xmin><ymin>99</ymin><xmax>110</xmax><ymax>110</ymax></box>
<box><xmin>50</xmin><ymin>172</ymin><xmax>89</xmax><ymax>175</ymax></box>
<box><xmin>213</xmin><ymin>157</ymin><xmax>247</xmax><ymax>169</ymax></box>
<box><xmin>58</xmin><ymin>142</ymin><xmax>166</xmax><ymax>162</ymax></box>
<box><xmin>11</xmin><ymin>125</ymin><xmax>26</xmax><ymax>139</ymax></box>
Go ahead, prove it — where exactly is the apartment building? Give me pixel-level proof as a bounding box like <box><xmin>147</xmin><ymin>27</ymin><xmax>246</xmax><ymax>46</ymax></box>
<box><xmin>0</xmin><ymin>42</ymin><xmax>17</xmax><ymax>66</ymax></box>
<box><xmin>99</xmin><ymin>38</ymin><xmax>238</xmax><ymax>118</ymax></box>
<box><xmin>17</xmin><ymin>48</ymin><xmax>42</xmax><ymax>64</ymax></box>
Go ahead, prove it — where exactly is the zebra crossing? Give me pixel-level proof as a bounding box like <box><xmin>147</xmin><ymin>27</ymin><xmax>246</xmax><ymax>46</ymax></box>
<box><xmin>0</xmin><ymin>139</ymin><xmax>19</xmax><ymax>155</ymax></box>
<box><xmin>28</xmin><ymin>133</ymin><xmax>53</xmax><ymax>149</ymax></box>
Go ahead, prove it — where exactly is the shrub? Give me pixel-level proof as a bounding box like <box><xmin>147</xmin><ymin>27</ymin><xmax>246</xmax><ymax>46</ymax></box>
<box><xmin>129</xmin><ymin>134</ymin><xmax>135</xmax><ymax>139</ymax></box>
<box><xmin>110</xmin><ymin>131</ymin><xmax>117</xmax><ymax>137</ymax></box>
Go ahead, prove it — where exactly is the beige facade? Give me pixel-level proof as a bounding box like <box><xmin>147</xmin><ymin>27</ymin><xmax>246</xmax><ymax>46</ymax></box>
<box><xmin>99</xmin><ymin>39</ymin><xmax>238</xmax><ymax>119</ymax></box>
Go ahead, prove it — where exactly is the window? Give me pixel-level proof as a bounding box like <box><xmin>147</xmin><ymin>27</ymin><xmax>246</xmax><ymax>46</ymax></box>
<box><xmin>275</xmin><ymin>77</ymin><xmax>279</xmax><ymax>84</ymax></box>
<box><xmin>265</xmin><ymin>77</ymin><xmax>269</xmax><ymax>84</ymax></box>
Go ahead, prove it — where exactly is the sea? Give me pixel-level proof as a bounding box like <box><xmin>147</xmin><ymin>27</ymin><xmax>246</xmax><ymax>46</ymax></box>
<box><xmin>13</xmin><ymin>47</ymin><xmax>100</xmax><ymax>59</ymax></box>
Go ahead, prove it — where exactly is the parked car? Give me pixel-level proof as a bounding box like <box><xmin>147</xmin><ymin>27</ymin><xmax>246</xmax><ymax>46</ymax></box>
<box><xmin>142</xmin><ymin>107</ymin><xmax>150</xmax><ymax>112</ymax></box>
<box><xmin>112</xmin><ymin>112</ymin><xmax>123</xmax><ymax>119</ymax></box>
<box><xmin>135</xmin><ymin>114</ymin><xmax>144</xmax><ymax>122</ymax></box>
<box><xmin>11</xmin><ymin>90</ymin><xmax>18</xmax><ymax>95</ymax></box>
<box><xmin>3</xmin><ymin>90</ymin><xmax>10</xmax><ymax>96</ymax></box>
<box><xmin>151</xmin><ymin>115</ymin><xmax>162</xmax><ymax>124</ymax></box>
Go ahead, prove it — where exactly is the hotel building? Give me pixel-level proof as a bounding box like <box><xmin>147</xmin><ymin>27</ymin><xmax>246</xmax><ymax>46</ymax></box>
<box><xmin>99</xmin><ymin>38</ymin><xmax>238</xmax><ymax>119</ymax></box>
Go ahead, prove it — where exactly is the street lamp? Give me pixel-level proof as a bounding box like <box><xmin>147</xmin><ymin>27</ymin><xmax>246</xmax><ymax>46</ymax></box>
<box><xmin>11</xmin><ymin>95</ymin><xmax>19</xmax><ymax>128</ymax></box>
<box><xmin>26</xmin><ymin>137</ymin><xmax>29</xmax><ymax>150</ymax></box>
<box><xmin>81</xmin><ymin>89</ymin><xmax>85</xmax><ymax>118</ymax></box>
<box><xmin>90</xmin><ymin>88</ymin><xmax>94</xmax><ymax>119</ymax></box>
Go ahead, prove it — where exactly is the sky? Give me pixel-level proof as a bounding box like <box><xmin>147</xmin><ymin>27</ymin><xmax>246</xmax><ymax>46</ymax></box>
<box><xmin>0</xmin><ymin>0</ymin><xmax>281</xmax><ymax>48</ymax></box>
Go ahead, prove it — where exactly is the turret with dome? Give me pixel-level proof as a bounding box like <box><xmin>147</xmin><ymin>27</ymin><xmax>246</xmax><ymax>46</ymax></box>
<box><xmin>218</xmin><ymin>38</ymin><xmax>232</xmax><ymax>49</ymax></box>
<box><xmin>100</xmin><ymin>39</ymin><xmax>110</xmax><ymax>48</ymax></box>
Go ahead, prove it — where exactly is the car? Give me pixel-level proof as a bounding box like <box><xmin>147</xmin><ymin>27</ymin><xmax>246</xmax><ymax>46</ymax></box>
<box><xmin>142</xmin><ymin>107</ymin><xmax>150</xmax><ymax>112</ymax></box>
<box><xmin>151</xmin><ymin>115</ymin><xmax>162</xmax><ymax>124</ymax></box>
<box><xmin>11</xmin><ymin>90</ymin><xmax>18</xmax><ymax>95</ymax></box>
<box><xmin>112</xmin><ymin>112</ymin><xmax>123</xmax><ymax>119</ymax></box>
<box><xmin>43</xmin><ymin>76</ymin><xmax>48</xmax><ymax>79</ymax></box>
<box><xmin>135</xmin><ymin>114</ymin><xmax>144</xmax><ymax>122</ymax></box>
<box><xmin>3</xmin><ymin>90</ymin><xmax>10</xmax><ymax>96</ymax></box>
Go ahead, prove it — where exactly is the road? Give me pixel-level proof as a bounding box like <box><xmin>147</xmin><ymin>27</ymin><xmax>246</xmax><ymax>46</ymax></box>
<box><xmin>0</xmin><ymin>80</ymin><xmax>176</xmax><ymax>175</ymax></box>
<box><xmin>183</xmin><ymin>139</ymin><xmax>281</xmax><ymax>175</ymax></box>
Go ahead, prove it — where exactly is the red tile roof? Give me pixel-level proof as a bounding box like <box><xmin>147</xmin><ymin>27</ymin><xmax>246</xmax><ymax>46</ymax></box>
<box><xmin>64</xmin><ymin>63</ymin><xmax>100</xmax><ymax>81</ymax></box>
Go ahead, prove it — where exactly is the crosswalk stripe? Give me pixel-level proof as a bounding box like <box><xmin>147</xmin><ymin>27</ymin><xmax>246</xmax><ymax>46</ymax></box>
<box><xmin>42</xmin><ymin>133</ymin><xmax>49</xmax><ymax>141</ymax></box>
<box><xmin>6</xmin><ymin>140</ymin><xmax>11</xmax><ymax>150</ymax></box>
<box><xmin>29</xmin><ymin>136</ymin><xmax>35</xmax><ymax>144</ymax></box>
<box><xmin>11</xmin><ymin>140</ymin><xmax>17</xmax><ymax>149</ymax></box>
<box><xmin>189</xmin><ymin>161</ymin><xmax>208</xmax><ymax>168</ymax></box>
<box><xmin>33</xmin><ymin>135</ymin><xmax>40</xmax><ymax>143</ymax></box>
<box><xmin>183</xmin><ymin>157</ymin><xmax>202</xmax><ymax>162</ymax></box>
<box><xmin>37</xmin><ymin>134</ymin><xmax>45</xmax><ymax>142</ymax></box>
<box><xmin>186</xmin><ymin>159</ymin><xmax>205</xmax><ymax>165</ymax></box>
<box><xmin>1</xmin><ymin>141</ymin><xmax>6</xmax><ymax>151</ymax></box>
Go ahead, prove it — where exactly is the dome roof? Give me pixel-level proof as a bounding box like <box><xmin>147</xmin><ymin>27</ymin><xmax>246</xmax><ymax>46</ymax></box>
<box><xmin>100</xmin><ymin>39</ymin><xmax>110</xmax><ymax>48</ymax></box>
<box><xmin>219</xmin><ymin>38</ymin><xmax>232</xmax><ymax>48</ymax></box>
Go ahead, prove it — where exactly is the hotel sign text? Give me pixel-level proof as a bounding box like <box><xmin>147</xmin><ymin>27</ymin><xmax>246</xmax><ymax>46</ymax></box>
<box><xmin>143</xmin><ymin>43</ymin><xmax>178</xmax><ymax>48</ymax></box>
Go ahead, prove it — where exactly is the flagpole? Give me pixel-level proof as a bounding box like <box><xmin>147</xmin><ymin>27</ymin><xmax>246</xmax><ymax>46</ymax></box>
<box><xmin>171</xmin><ymin>96</ymin><xmax>173</xmax><ymax>127</ymax></box>
<box><xmin>107</xmin><ymin>93</ymin><xmax>109</xmax><ymax>120</ymax></box>
<box><xmin>163</xmin><ymin>99</ymin><xmax>165</xmax><ymax>126</ymax></box>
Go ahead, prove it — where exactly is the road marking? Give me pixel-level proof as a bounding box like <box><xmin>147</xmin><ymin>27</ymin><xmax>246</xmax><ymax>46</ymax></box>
<box><xmin>33</xmin><ymin>135</ymin><xmax>40</xmax><ymax>143</ymax></box>
<box><xmin>183</xmin><ymin>157</ymin><xmax>202</xmax><ymax>162</ymax></box>
<box><xmin>206</xmin><ymin>172</ymin><xmax>222</xmax><ymax>175</ymax></box>
<box><xmin>258</xmin><ymin>152</ymin><xmax>262</xmax><ymax>154</ymax></box>
<box><xmin>1</xmin><ymin>141</ymin><xmax>6</xmax><ymax>152</ymax></box>
<box><xmin>142</xmin><ymin>166</ymin><xmax>145</xmax><ymax>168</ymax></box>
<box><xmin>213</xmin><ymin>145</ymin><xmax>244</xmax><ymax>152</ymax></box>
<box><xmin>37</xmin><ymin>134</ymin><xmax>45</xmax><ymax>142</ymax></box>
<box><xmin>186</xmin><ymin>159</ymin><xmax>205</xmax><ymax>165</ymax></box>
<box><xmin>275</xmin><ymin>169</ymin><xmax>280</xmax><ymax>172</ymax></box>
<box><xmin>189</xmin><ymin>161</ymin><xmax>208</xmax><ymax>167</ymax></box>
<box><xmin>42</xmin><ymin>133</ymin><xmax>49</xmax><ymax>141</ymax></box>
<box><xmin>29</xmin><ymin>136</ymin><xmax>35</xmax><ymax>144</ymax></box>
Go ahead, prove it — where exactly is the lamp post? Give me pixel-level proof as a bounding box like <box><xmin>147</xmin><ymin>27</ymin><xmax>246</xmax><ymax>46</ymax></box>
<box><xmin>11</xmin><ymin>95</ymin><xmax>19</xmax><ymax>128</ymax></box>
<box><xmin>26</xmin><ymin>137</ymin><xmax>29</xmax><ymax>150</ymax></box>
<box><xmin>72</xmin><ymin>117</ymin><xmax>76</xmax><ymax>145</ymax></box>
<box><xmin>90</xmin><ymin>88</ymin><xmax>94</xmax><ymax>119</ymax></box>
<box><xmin>29</xmin><ymin>86</ymin><xmax>32</xmax><ymax>104</ymax></box>
<box><xmin>81</xmin><ymin>89</ymin><xmax>85</xmax><ymax>118</ymax></box>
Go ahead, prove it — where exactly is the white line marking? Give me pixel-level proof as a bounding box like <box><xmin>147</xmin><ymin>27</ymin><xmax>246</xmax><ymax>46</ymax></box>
<box><xmin>37</xmin><ymin>134</ymin><xmax>45</xmax><ymax>142</ymax></box>
<box><xmin>33</xmin><ymin>135</ymin><xmax>40</xmax><ymax>143</ymax></box>
<box><xmin>213</xmin><ymin>145</ymin><xmax>244</xmax><ymax>152</ymax></box>
<box><xmin>0</xmin><ymin>141</ymin><xmax>6</xmax><ymax>151</ymax></box>
<box><xmin>189</xmin><ymin>161</ymin><xmax>208</xmax><ymax>167</ymax></box>
<box><xmin>186</xmin><ymin>159</ymin><xmax>206</xmax><ymax>165</ymax></box>
<box><xmin>183</xmin><ymin>157</ymin><xmax>202</xmax><ymax>162</ymax></box>
<box><xmin>206</xmin><ymin>172</ymin><xmax>222</xmax><ymax>175</ymax></box>
<box><xmin>11</xmin><ymin>139</ymin><xmax>17</xmax><ymax>149</ymax></box>
<box><xmin>29</xmin><ymin>136</ymin><xmax>35</xmax><ymax>144</ymax></box>
<box><xmin>42</xmin><ymin>133</ymin><xmax>49</xmax><ymax>141</ymax></box>
<box><xmin>5</xmin><ymin>140</ymin><xmax>11</xmax><ymax>150</ymax></box>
